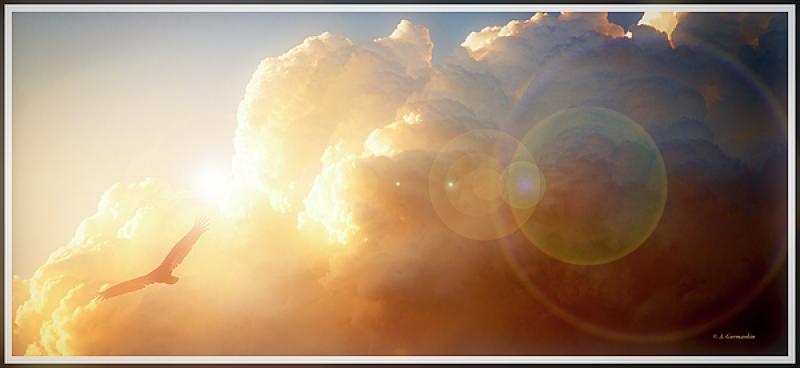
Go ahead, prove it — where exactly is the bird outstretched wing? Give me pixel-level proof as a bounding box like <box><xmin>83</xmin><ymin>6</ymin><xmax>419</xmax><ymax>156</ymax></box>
<box><xmin>97</xmin><ymin>217</ymin><xmax>210</xmax><ymax>301</ymax></box>
<box><xmin>98</xmin><ymin>274</ymin><xmax>155</xmax><ymax>300</ymax></box>
<box><xmin>152</xmin><ymin>216</ymin><xmax>210</xmax><ymax>275</ymax></box>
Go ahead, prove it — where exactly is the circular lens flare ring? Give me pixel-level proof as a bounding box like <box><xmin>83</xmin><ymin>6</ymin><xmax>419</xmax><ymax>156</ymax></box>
<box><xmin>501</xmin><ymin>161</ymin><xmax>546</xmax><ymax>209</ymax></box>
<box><xmin>443</xmin><ymin>153</ymin><xmax>506</xmax><ymax>217</ymax></box>
<box><xmin>429</xmin><ymin>129</ymin><xmax>543</xmax><ymax>241</ymax></box>
<box><xmin>513</xmin><ymin>107</ymin><xmax>668</xmax><ymax>266</ymax></box>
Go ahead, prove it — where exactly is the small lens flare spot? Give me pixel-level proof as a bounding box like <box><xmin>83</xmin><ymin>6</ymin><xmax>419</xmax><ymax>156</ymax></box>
<box><xmin>395</xmin><ymin>181</ymin><xmax>401</xmax><ymax>187</ymax></box>
<box><xmin>447</xmin><ymin>180</ymin><xmax>456</xmax><ymax>189</ymax></box>
<box><xmin>517</xmin><ymin>178</ymin><xmax>533</xmax><ymax>192</ymax></box>
<box><xmin>502</xmin><ymin>161</ymin><xmax>545</xmax><ymax>209</ymax></box>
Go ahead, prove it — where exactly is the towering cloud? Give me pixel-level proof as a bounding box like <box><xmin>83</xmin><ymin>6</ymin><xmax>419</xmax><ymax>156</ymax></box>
<box><xmin>13</xmin><ymin>13</ymin><xmax>788</xmax><ymax>356</ymax></box>
<box><xmin>233</xmin><ymin>21</ymin><xmax>432</xmax><ymax>213</ymax></box>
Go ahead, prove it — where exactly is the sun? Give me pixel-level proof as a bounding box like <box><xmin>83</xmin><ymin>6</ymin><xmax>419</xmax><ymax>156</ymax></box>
<box><xmin>191</xmin><ymin>166</ymin><xmax>230</xmax><ymax>205</ymax></box>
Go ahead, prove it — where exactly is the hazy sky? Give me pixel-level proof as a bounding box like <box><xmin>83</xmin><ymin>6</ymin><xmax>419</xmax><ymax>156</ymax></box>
<box><xmin>12</xmin><ymin>12</ymin><xmax>645</xmax><ymax>277</ymax></box>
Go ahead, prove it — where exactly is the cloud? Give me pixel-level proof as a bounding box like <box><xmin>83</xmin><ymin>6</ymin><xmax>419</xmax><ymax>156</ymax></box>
<box><xmin>232</xmin><ymin>22</ymin><xmax>432</xmax><ymax>213</ymax></box>
<box><xmin>13</xmin><ymin>14</ymin><xmax>788</xmax><ymax>355</ymax></box>
<box><xmin>461</xmin><ymin>13</ymin><xmax>624</xmax><ymax>98</ymax></box>
<box><xmin>638</xmin><ymin>12</ymin><xmax>680</xmax><ymax>40</ymax></box>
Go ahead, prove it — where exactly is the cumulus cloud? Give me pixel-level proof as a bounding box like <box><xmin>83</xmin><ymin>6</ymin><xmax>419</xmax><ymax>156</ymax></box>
<box><xmin>232</xmin><ymin>21</ymin><xmax>432</xmax><ymax>213</ymax></box>
<box><xmin>13</xmin><ymin>13</ymin><xmax>788</xmax><ymax>356</ymax></box>
<box><xmin>461</xmin><ymin>13</ymin><xmax>624</xmax><ymax>98</ymax></box>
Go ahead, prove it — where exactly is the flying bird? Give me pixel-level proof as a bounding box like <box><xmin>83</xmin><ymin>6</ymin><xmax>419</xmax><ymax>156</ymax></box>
<box><xmin>97</xmin><ymin>217</ymin><xmax>210</xmax><ymax>301</ymax></box>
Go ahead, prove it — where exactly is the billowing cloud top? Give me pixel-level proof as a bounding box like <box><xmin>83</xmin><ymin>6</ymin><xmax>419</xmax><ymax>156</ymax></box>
<box><xmin>13</xmin><ymin>13</ymin><xmax>788</xmax><ymax>356</ymax></box>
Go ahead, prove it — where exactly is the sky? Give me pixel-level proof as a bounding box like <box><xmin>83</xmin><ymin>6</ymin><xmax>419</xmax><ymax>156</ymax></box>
<box><xmin>13</xmin><ymin>11</ymin><xmax>640</xmax><ymax>277</ymax></box>
<box><xmin>9</xmin><ymin>11</ymin><xmax>788</xmax><ymax>357</ymax></box>
<box><xmin>10</xmin><ymin>11</ymin><xmax>648</xmax><ymax>277</ymax></box>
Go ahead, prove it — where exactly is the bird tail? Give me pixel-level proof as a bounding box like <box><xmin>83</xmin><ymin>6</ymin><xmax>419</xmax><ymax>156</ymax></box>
<box><xmin>150</xmin><ymin>270</ymin><xmax>179</xmax><ymax>284</ymax></box>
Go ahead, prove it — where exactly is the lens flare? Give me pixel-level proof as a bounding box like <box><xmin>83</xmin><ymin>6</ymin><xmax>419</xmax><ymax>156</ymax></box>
<box><xmin>499</xmin><ymin>36</ymin><xmax>788</xmax><ymax>345</ymax></box>
<box><xmin>429</xmin><ymin>129</ymin><xmax>541</xmax><ymax>241</ymax></box>
<box><xmin>443</xmin><ymin>153</ymin><xmax>505</xmax><ymax>217</ymax></box>
<box><xmin>501</xmin><ymin>161</ymin><xmax>546</xmax><ymax>209</ymax></box>
<box><xmin>514</xmin><ymin>107</ymin><xmax>667</xmax><ymax>265</ymax></box>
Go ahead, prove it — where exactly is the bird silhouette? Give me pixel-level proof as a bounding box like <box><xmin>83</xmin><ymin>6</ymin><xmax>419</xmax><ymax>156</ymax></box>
<box><xmin>98</xmin><ymin>217</ymin><xmax>210</xmax><ymax>301</ymax></box>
